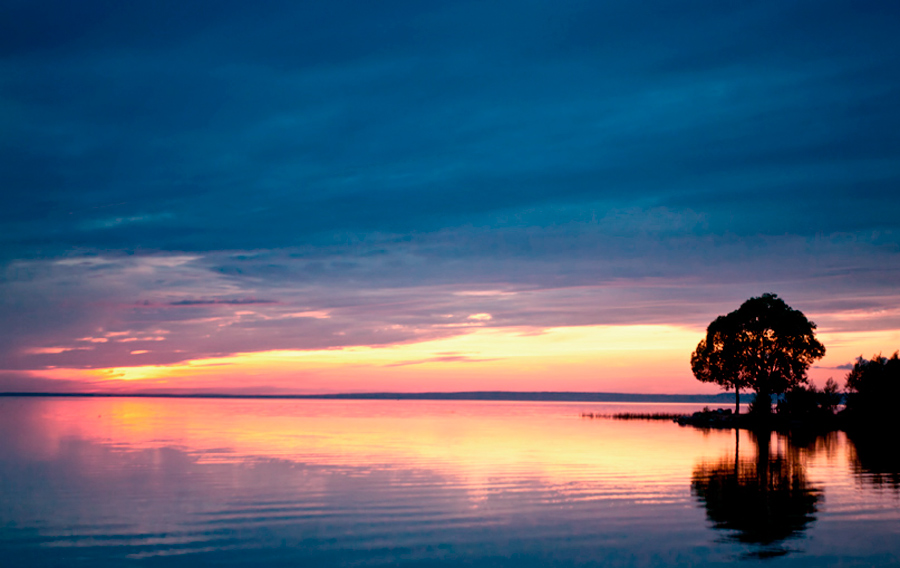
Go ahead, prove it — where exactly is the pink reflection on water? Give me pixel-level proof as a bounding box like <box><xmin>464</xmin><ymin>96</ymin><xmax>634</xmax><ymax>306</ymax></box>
<box><xmin>0</xmin><ymin>397</ymin><xmax>897</xmax><ymax>566</ymax></box>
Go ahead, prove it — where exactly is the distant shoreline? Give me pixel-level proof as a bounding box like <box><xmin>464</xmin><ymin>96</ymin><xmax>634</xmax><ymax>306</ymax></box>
<box><xmin>0</xmin><ymin>391</ymin><xmax>735</xmax><ymax>403</ymax></box>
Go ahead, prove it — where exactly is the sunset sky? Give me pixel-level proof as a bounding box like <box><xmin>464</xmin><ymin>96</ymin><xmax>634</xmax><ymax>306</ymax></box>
<box><xmin>2</xmin><ymin>1</ymin><xmax>899</xmax><ymax>394</ymax></box>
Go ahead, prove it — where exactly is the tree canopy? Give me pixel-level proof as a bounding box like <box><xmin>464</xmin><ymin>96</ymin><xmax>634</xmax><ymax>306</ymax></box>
<box><xmin>844</xmin><ymin>352</ymin><xmax>900</xmax><ymax>424</ymax></box>
<box><xmin>691</xmin><ymin>294</ymin><xmax>825</xmax><ymax>415</ymax></box>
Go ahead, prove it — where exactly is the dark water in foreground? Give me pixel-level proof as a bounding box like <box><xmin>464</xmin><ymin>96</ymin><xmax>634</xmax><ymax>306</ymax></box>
<box><xmin>0</xmin><ymin>398</ymin><xmax>897</xmax><ymax>567</ymax></box>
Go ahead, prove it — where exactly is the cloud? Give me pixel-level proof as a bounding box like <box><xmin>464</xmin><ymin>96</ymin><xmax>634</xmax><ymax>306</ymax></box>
<box><xmin>168</xmin><ymin>299</ymin><xmax>278</xmax><ymax>306</ymax></box>
<box><xmin>814</xmin><ymin>363</ymin><xmax>855</xmax><ymax>371</ymax></box>
<box><xmin>26</xmin><ymin>346</ymin><xmax>93</xmax><ymax>355</ymax></box>
<box><xmin>0</xmin><ymin>371</ymin><xmax>93</xmax><ymax>393</ymax></box>
<box><xmin>467</xmin><ymin>313</ymin><xmax>492</xmax><ymax>321</ymax></box>
<box><xmin>384</xmin><ymin>354</ymin><xmax>502</xmax><ymax>368</ymax></box>
<box><xmin>1</xmin><ymin>2</ymin><xmax>899</xmax><ymax>259</ymax></box>
<box><xmin>0</xmin><ymin>1</ymin><xmax>899</xmax><ymax>389</ymax></box>
<box><xmin>2</xmin><ymin>233</ymin><xmax>897</xmax><ymax>376</ymax></box>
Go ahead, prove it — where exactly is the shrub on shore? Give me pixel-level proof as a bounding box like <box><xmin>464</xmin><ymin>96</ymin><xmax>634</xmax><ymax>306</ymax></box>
<box><xmin>775</xmin><ymin>379</ymin><xmax>841</xmax><ymax>423</ymax></box>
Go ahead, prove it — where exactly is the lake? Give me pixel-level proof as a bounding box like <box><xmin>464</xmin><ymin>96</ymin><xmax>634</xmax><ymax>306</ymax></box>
<box><xmin>0</xmin><ymin>397</ymin><xmax>897</xmax><ymax>566</ymax></box>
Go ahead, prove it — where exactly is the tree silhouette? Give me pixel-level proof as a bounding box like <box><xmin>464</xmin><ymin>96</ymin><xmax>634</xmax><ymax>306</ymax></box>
<box><xmin>844</xmin><ymin>352</ymin><xmax>900</xmax><ymax>426</ymax></box>
<box><xmin>691</xmin><ymin>294</ymin><xmax>825</xmax><ymax>416</ymax></box>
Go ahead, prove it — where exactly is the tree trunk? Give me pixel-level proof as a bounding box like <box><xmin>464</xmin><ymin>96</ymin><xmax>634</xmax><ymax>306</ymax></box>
<box><xmin>735</xmin><ymin>388</ymin><xmax>740</xmax><ymax>416</ymax></box>
<box><xmin>754</xmin><ymin>387</ymin><xmax>773</xmax><ymax>416</ymax></box>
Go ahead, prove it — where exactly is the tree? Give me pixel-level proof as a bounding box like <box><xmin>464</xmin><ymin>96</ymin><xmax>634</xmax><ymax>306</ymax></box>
<box><xmin>692</xmin><ymin>311</ymin><xmax>753</xmax><ymax>416</ymax></box>
<box><xmin>820</xmin><ymin>377</ymin><xmax>842</xmax><ymax>415</ymax></box>
<box><xmin>844</xmin><ymin>352</ymin><xmax>900</xmax><ymax>424</ymax></box>
<box><xmin>691</xmin><ymin>294</ymin><xmax>825</xmax><ymax>416</ymax></box>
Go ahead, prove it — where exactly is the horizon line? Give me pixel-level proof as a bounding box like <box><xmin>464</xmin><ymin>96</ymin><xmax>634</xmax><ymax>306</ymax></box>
<box><xmin>0</xmin><ymin>391</ymin><xmax>737</xmax><ymax>402</ymax></box>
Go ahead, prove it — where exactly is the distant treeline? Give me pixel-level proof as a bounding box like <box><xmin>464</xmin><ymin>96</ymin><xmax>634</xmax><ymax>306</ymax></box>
<box><xmin>0</xmin><ymin>391</ymin><xmax>736</xmax><ymax>403</ymax></box>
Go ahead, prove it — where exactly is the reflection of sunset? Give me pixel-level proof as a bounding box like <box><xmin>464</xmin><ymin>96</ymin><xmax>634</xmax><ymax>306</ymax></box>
<box><xmin>4</xmin><ymin>397</ymin><xmax>898</xmax><ymax>566</ymax></box>
<box><xmin>11</xmin><ymin>398</ymin><xmax>880</xmax><ymax>515</ymax></box>
<box><xmin>28</xmin><ymin>399</ymin><xmax>733</xmax><ymax>495</ymax></box>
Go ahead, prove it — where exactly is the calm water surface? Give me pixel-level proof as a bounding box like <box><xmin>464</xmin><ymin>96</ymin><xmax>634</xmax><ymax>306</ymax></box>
<box><xmin>0</xmin><ymin>398</ymin><xmax>897</xmax><ymax>566</ymax></box>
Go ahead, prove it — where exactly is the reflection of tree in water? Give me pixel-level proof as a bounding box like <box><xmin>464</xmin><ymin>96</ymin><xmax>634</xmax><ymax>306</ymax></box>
<box><xmin>848</xmin><ymin>431</ymin><xmax>900</xmax><ymax>491</ymax></box>
<box><xmin>691</xmin><ymin>431</ymin><xmax>822</xmax><ymax>559</ymax></box>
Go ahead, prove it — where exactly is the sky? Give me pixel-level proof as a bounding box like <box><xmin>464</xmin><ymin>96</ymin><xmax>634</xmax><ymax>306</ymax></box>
<box><xmin>1</xmin><ymin>0</ymin><xmax>899</xmax><ymax>395</ymax></box>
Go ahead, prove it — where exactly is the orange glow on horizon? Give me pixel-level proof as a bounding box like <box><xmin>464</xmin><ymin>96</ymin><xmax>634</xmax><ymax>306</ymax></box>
<box><xmin>29</xmin><ymin>323</ymin><xmax>900</xmax><ymax>394</ymax></box>
<box><xmin>38</xmin><ymin>324</ymin><xmax>702</xmax><ymax>393</ymax></box>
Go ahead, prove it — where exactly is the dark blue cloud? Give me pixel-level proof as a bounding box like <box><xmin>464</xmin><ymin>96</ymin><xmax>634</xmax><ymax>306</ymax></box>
<box><xmin>2</xmin><ymin>0</ymin><xmax>899</xmax><ymax>258</ymax></box>
<box><xmin>168</xmin><ymin>298</ymin><xmax>276</xmax><ymax>306</ymax></box>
